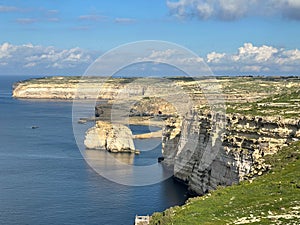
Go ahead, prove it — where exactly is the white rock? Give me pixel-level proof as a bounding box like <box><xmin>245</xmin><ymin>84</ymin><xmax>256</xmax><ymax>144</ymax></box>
<box><xmin>84</xmin><ymin>121</ymin><xmax>135</xmax><ymax>153</ymax></box>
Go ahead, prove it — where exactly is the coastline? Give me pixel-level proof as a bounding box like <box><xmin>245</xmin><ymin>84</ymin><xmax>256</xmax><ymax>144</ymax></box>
<box><xmin>12</xmin><ymin>75</ymin><xmax>300</xmax><ymax>224</ymax></box>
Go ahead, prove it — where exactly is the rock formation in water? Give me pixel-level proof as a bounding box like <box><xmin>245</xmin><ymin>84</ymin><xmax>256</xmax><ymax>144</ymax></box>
<box><xmin>162</xmin><ymin>110</ymin><xmax>300</xmax><ymax>195</ymax></box>
<box><xmin>84</xmin><ymin>121</ymin><xmax>136</xmax><ymax>153</ymax></box>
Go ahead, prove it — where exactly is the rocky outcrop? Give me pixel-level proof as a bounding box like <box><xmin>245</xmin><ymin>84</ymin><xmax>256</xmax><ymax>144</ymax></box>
<box><xmin>162</xmin><ymin>111</ymin><xmax>300</xmax><ymax>195</ymax></box>
<box><xmin>84</xmin><ymin>121</ymin><xmax>136</xmax><ymax>153</ymax></box>
<box><xmin>130</xmin><ymin>97</ymin><xmax>177</xmax><ymax>116</ymax></box>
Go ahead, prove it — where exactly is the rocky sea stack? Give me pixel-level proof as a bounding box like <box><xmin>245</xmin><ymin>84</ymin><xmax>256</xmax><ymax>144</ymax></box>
<box><xmin>84</xmin><ymin>121</ymin><xmax>136</xmax><ymax>153</ymax></box>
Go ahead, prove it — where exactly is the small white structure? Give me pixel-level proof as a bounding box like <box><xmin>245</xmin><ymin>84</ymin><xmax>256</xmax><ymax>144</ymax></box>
<box><xmin>135</xmin><ymin>215</ymin><xmax>150</xmax><ymax>225</ymax></box>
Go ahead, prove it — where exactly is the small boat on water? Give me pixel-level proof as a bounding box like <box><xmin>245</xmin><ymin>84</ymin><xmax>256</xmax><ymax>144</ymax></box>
<box><xmin>31</xmin><ymin>126</ymin><xmax>39</xmax><ymax>129</ymax></box>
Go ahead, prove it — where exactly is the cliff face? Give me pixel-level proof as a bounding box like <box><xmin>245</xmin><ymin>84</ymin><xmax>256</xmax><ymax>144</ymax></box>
<box><xmin>12</xmin><ymin>77</ymin><xmax>78</xmax><ymax>99</ymax></box>
<box><xmin>95</xmin><ymin>97</ymin><xmax>177</xmax><ymax>120</ymax></box>
<box><xmin>12</xmin><ymin>77</ymin><xmax>144</xmax><ymax>99</ymax></box>
<box><xmin>163</xmin><ymin>111</ymin><xmax>300</xmax><ymax>195</ymax></box>
<box><xmin>12</xmin><ymin>77</ymin><xmax>187</xmax><ymax>100</ymax></box>
<box><xmin>84</xmin><ymin>121</ymin><xmax>136</xmax><ymax>153</ymax></box>
<box><xmin>14</xmin><ymin>77</ymin><xmax>300</xmax><ymax>104</ymax></box>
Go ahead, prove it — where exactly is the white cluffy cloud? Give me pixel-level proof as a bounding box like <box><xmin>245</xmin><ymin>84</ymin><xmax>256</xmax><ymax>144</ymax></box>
<box><xmin>167</xmin><ymin>0</ymin><xmax>300</xmax><ymax>20</ymax></box>
<box><xmin>207</xmin><ymin>43</ymin><xmax>300</xmax><ymax>74</ymax></box>
<box><xmin>232</xmin><ymin>43</ymin><xmax>279</xmax><ymax>62</ymax></box>
<box><xmin>207</xmin><ymin>52</ymin><xmax>225</xmax><ymax>63</ymax></box>
<box><xmin>0</xmin><ymin>42</ymin><xmax>94</xmax><ymax>75</ymax></box>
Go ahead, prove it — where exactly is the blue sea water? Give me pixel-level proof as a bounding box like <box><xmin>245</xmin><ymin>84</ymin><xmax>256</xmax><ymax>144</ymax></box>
<box><xmin>0</xmin><ymin>76</ymin><xmax>188</xmax><ymax>225</ymax></box>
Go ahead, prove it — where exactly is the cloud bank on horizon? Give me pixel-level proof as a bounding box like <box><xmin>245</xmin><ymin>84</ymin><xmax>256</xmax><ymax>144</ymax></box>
<box><xmin>0</xmin><ymin>42</ymin><xmax>299</xmax><ymax>76</ymax></box>
<box><xmin>207</xmin><ymin>43</ymin><xmax>300</xmax><ymax>75</ymax></box>
<box><xmin>167</xmin><ymin>0</ymin><xmax>300</xmax><ymax>20</ymax></box>
<box><xmin>0</xmin><ymin>43</ymin><xmax>95</xmax><ymax>75</ymax></box>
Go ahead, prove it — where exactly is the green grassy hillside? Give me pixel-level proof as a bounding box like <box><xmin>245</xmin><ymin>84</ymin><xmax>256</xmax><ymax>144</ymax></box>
<box><xmin>150</xmin><ymin>141</ymin><xmax>300</xmax><ymax>225</ymax></box>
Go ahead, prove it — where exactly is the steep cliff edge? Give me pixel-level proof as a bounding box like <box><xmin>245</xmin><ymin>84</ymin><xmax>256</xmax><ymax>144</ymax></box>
<box><xmin>12</xmin><ymin>77</ymin><xmax>80</xmax><ymax>99</ymax></box>
<box><xmin>162</xmin><ymin>111</ymin><xmax>300</xmax><ymax>195</ymax></box>
<box><xmin>150</xmin><ymin>141</ymin><xmax>300</xmax><ymax>225</ymax></box>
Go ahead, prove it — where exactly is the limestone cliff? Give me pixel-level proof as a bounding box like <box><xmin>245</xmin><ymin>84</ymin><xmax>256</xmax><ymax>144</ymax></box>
<box><xmin>14</xmin><ymin>77</ymin><xmax>300</xmax><ymax>107</ymax></box>
<box><xmin>84</xmin><ymin>121</ymin><xmax>136</xmax><ymax>153</ymax></box>
<box><xmin>130</xmin><ymin>97</ymin><xmax>177</xmax><ymax>116</ymax></box>
<box><xmin>162</xmin><ymin>111</ymin><xmax>300</xmax><ymax>195</ymax></box>
<box><xmin>12</xmin><ymin>77</ymin><xmax>79</xmax><ymax>99</ymax></box>
<box><xmin>12</xmin><ymin>77</ymin><xmax>145</xmax><ymax>99</ymax></box>
<box><xmin>12</xmin><ymin>77</ymin><xmax>189</xmax><ymax>100</ymax></box>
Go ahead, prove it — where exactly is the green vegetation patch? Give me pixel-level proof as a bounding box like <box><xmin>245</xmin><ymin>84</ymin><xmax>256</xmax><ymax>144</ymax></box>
<box><xmin>150</xmin><ymin>141</ymin><xmax>300</xmax><ymax>225</ymax></box>
<box><xmin>226</xmin><ymin>89</ymin><xmax>300</xmax><ymax>118</ymax></box>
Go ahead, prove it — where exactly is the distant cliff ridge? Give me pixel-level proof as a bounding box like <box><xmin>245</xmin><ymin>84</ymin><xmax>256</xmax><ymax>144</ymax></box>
<box><xmin>12</xmin><ymin>76</ymin><xmax>192</xmax><ymax>101</ymax></box>
<box><xmin>13</xmin><ymin>76</ymin><xmax>300</xmax><ymax>107</ymax></box>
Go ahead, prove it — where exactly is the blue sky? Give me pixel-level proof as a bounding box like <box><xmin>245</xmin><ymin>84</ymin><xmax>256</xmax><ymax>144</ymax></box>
<box><xmin>0</xmin><ymin>0</ymin><xmax>299</xmax><ymax>75</ymax></box>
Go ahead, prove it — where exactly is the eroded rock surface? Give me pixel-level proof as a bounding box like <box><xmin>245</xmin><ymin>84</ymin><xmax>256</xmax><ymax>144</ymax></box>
<box><xmin>163</xmin><ymin>110</ymin><xmax>300</xmax><ymax>195</ymax></box>
<box><xmin>84</xmin><ymin>121</ymin><xmax>135</xmax><ymax>153</ymax></box>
